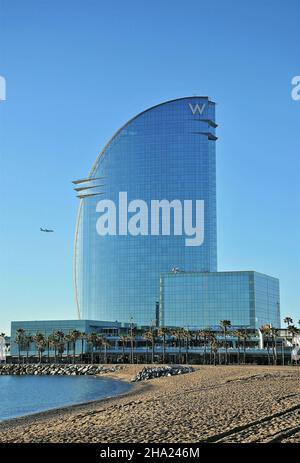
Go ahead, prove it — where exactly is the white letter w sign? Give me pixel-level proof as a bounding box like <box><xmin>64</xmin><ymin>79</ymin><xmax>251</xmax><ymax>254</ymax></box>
<box><xmin>188</xmin><ymin>103</ymin><xmax>206</xmax><ymax>115</ymax></box>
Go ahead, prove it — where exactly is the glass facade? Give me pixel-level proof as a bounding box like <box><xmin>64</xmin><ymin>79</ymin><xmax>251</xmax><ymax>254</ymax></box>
<box><xmin>75</xmin><ymin>97</ymin><xmax>217</xmax><ymax>325</ymax></box>
<box><xmin>160</xmin><ymin>271</ymin><xmax>280</xmax><ymax>329</ymax></box>
<box><xmin>74</xmin><ymin>96</ymin><xmax>280</xmax><ymax>329</ymax></box>
<box><xmin>10</xmin><ymin>320</ymin><xmax>121</xmax><ymax>356</ymax></box>
<box><xmin>254</xmin><ymin>273</ymin><xmax>281</xmax><ymax>328</ymax></box>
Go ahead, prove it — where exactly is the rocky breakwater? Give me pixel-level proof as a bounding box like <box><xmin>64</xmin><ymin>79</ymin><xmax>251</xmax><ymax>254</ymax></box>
<box><xmin>132</xmin><ymin>365</ymin><xmax>194</xmax><ymax>382</ymax></box>
<box><xmin>0</xmin><ymin>364</ymin><xmax>123</xmax><ymax>376</ymax></box>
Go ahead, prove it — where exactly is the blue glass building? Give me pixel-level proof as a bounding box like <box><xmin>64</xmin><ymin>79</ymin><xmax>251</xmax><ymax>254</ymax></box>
<box><xmin>160</xmin><ymin>271</ymin><xmax>280</xmax><ymax>329</ymax></box>
<box><xmin>74</xmin><ymin>96</ymin><xmax>280</xmax><ymax>329</ymax></box>
<box><xmin>10</xmin><ymin>320</ymin><xmax>121</xmax><ymax>356</ymax></box>
<box><xmin>75</xmin><ymin>97</ymin><xmax>217</xmax><ymax>325</ymax></box>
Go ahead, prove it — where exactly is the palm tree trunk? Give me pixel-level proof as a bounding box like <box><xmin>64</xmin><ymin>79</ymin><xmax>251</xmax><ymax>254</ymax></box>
<box><xmin>130</xmin><ymin>338</ymin><xmax>133</xmax><ymax>364</ymax></box>
<box><xmin>151</xmin><ymin>339</ymin><xmax>154</xmax><ymax>364</ymax></box>
<box><xmin>224</xmin><ymin>328</ymin><xmax>227</xmax><ymax>365</ymax></box>
<box><xmin>185</xmin><ymin>338</ymin><xmax>188</xmax><ymax>364</ymax></box>
<box><xmin>178</xmin><ymin>337</ymin><xmax>181</xmax><ymax>363</ymax></box>
<box><xmin>266</xmin><ymin>340</ymin><xmax>270</xmax><ymax>365</ymax></box>
<box><xmin>162</xmin><ymin>334</ymin><xmax>166</xmax><ymax>364</ymax></box>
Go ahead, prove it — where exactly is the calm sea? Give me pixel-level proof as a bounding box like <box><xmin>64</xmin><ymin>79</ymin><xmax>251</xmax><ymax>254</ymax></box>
<box><xmin>0</xmin><ymin>375</ymin><xmax>131</xmax><ymax>421</ymax></box>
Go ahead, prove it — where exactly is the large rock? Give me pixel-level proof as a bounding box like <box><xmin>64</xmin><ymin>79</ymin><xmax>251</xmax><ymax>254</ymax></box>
<box><xmin>0</xmin><ymin>364</ymin><xmax>123</xmax><ymax>376</ymax></box>
<box><xmin>131</xmin><ymin>365</ymin><xmax>195</xmax><ymax>382</ymax></box>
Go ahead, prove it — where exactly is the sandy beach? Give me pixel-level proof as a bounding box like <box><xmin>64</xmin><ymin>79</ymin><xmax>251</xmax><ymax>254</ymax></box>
<box><xmin>0</xmin><ymin>365</ymin><xmax>299</xmax><ymax>443</ymax></box>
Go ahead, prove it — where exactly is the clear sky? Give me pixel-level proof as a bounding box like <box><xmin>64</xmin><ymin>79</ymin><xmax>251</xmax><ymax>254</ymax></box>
<box><xmin>0</xmin><ymin>0</ymin><xmax>299</xmax><ymax>335</ymax></box>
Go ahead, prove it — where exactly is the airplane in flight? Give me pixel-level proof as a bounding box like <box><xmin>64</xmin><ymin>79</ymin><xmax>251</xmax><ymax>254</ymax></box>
<box><xmin>40</xmin><ymin>228</ymin><xmax>54</xmax><ymax>233</ymax></box>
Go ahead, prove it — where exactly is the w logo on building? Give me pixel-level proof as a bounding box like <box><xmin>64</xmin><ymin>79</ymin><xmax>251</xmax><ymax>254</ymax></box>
<box><xmin>0</xmin><ymin>76</ymin><xmax>6</xmax><ymax>101</ymax></box>
<box><xmin>188</xmin><ymin>102</ymin><xmax>206</xmax><ymax>115</ymax></box>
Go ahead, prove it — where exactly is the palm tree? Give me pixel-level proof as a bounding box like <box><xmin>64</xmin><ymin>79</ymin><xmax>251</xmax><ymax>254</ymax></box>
<box><xmin>87</xmin><ymin>332</ymin><xmax>98</xmax><ymax>364</ymax></box>
<box><xmin>207</xmin><ymin>332</ymin><xmax>216</xmax><ymax>365</ymax></box>
<box><xmin>129</xmin><ymin>319</ymin><xmax>135</xmax><ymax>364</ymax></box>
<box><xmin>211</xmin><ymin>337</ymin><xmax>219</xmax><ymax>366</ymax></box>
<box><xmin>280</xmin><ymin>328</ymin><xmax>285</xmax><ymax>366</ymax></box>
<box><xmin>24</xmin><ymin>334</ymin><xmax>33</xmax><ymax>361</ymax></box>
<box><xmin>64</xmin><ymin>334</ymin><xmax>73</xmax><ymax>362</ymax></box>
<box><xmin>79</xmin><ymin>332</ymin><xmax>86</xmax><ymax>362</ymax></box>
<box><xmin>33</xmin><ymin>333</ymin><xmax>47</xmax><ymax>363</ymax></box>
<box><xmin>233</xmin><ymin>330</ymin><xmax>242</xmax><ymax>365</ymax></box>
<box><xmin>143</xmin><ymin>329</ymin><xmax>156</xmax><ymax>364</ymax></box>
<box><xmin>95</xmin><ymin>334</ymin><xmax>104</xmax><ymax>363</ymax></box>
<box><xmin>128</xmin><ymin>330</ymin><xmax>135</xmax><ymax>364</ymax></box>
<box><xmin>101</xmin><ymin>337</ymin><xmax>111</xmax><ymax>364</ymax></box>
<box><xmin>143</xmin><ymin>331</ymin><xmax>150</xmax><ymax>363</ymax></box>
<box><xmin>48</xmin><ymin>334</ymin><xmax>57</xmax><ymax>362</ymax></box>
<box><xmin>198</xmin><ymin>329</ymin><xmax>210</xmax><ymax>364</ymax></box>
<box><xmin>203</xmin><ymin>329</ymin><xmax>210</xmax><ymax>365</ymax></box>
<box><xmin>157</xmin><ymin>327</ymin><xmax>169</xmax><ymax>364</ymax></box>
<box><xmin>15</xmin><ymin>328</ymin><xmax>26</xmax><ymax>364</ymax></box>
<box><xmin>58</xmin><ymin>340</ymin><xmax>65</xmax><ymax>361</ymax></box>
<box><xmin>182</xmin><ymin>328</ymin><xmax>191</xmax><ymax>364</ymax></box>
<box><xmin>283</xmin><ymin>317</ymin><xmax>293</xmax><ymax>331</ymax></box>
<box><xmin>119</xmin><ymin>334</ymin><xmax>128</xmax><ymax>363</ymax></box>
<box><xmin>172</xmin><ymin>328</ymin><xmax>185</xmax><ymax>363</ymax></box>
<box><xmin>219</xmin><ymin>320</ymin><xmax>231</xmax><ymax>365</ymax></box>
<box><xmin>69</xmin><ymin>330</ymin><xmax>81</xmax><ymax>364</ymax></box>
<box><xmin>240</xmin><ymin>330</ymin><xmax>250</xmax><ymax>364</ymax></box>
<box><xmin>53</xmin><ymin>331</ymin><xmax>65</xmax><ymax>362</ymax></box>
<box><xmin>46</xmin><ymin>336</ymin><xmax>51</xmax><ymax>362</ymax></box>
<box><xmin>260</xmin><ymin>325</ymin><xmax>271</xmax><ymax>365</ymax></box>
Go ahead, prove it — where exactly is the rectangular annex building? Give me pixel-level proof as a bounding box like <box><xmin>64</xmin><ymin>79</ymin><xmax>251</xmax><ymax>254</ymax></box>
<box><xmin>159</xmin><ymin>271</ymin><xmax>280</xmax><ymax>330</ymax></box>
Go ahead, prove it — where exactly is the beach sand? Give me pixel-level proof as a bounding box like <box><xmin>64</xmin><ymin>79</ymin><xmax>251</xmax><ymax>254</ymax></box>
<box><xmin>0</xmin><ymin>365</ymin><xmax>299</xmax><ymax>443</ymax></box>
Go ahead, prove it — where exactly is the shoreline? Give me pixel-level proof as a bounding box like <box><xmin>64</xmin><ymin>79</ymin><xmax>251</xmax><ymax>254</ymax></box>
<box><xmin>0</xmin><ymin>365</ymin><xmax>150</xmax><ymax>429</ymax></box>
<box><xmin>0</xmin><ymin>365</ymin><xmax>299</xmax><ymax>443</ymax></box>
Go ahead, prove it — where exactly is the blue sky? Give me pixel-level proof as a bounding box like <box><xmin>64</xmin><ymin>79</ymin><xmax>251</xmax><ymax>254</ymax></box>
<box><xmin>0</xmin><ymin>0</ymin><xmax>299</xmax><ymax>334</ymax></box>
